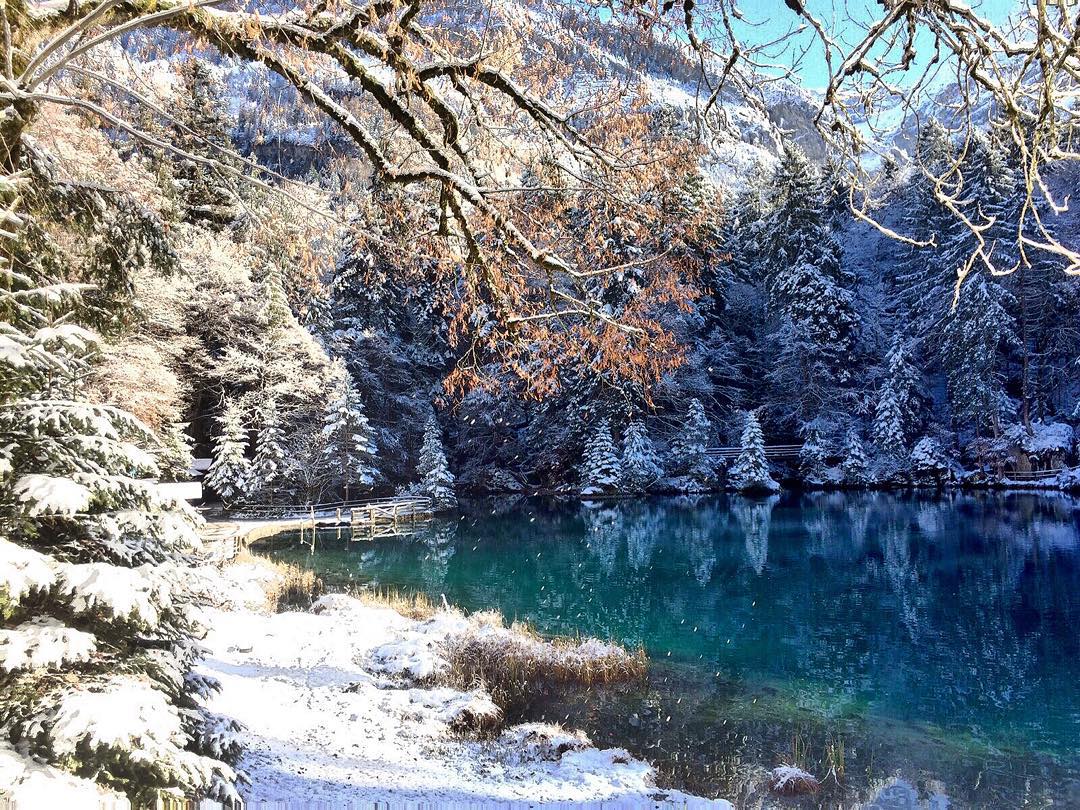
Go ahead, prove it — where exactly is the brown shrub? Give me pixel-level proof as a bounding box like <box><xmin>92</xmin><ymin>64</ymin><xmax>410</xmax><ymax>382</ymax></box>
<box><xmin>262</xmin><ymin>561</ymin><xmax>324</xmax><ymax>612</ymax></box>
<box><xmin>346</xmin><ymin>585</ymin><xmax>439</xmax><ymax>621</ymax></box>
<box><xmin>442</xmin><ymin>620</ymin><xmax>647</xmax><ymax>711</ymax></box>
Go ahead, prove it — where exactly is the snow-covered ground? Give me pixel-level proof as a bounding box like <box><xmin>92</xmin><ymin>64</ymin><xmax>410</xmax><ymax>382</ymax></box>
<box><xmin>197</xmin><ymin>561</ymin><xmax>731</xmax><ymax>808</ymax></box>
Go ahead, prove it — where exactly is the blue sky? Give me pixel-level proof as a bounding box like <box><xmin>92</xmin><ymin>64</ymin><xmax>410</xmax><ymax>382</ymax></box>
<box><xmin>726</xmin><ymin>0</ymin><xmax>1018</xmax><ymax>89</ymax></box>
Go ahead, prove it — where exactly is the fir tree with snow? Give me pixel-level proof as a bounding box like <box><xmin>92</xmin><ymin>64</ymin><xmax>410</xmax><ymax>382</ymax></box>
<box><xmin>328</xmin><ymin>185</ymin><xmax>410</xmax><ymax>335</ymax></box>
<box><xmin>894</xmin><ymin>120</ymin><xmax>964</xmax><ymax>344</ymax></box>
<box><xmin>0</xmin><ymin>175</ymin><xmax>240</xmax><ymax>803</ymax></box>
<box><xmin>621</xmin><ymin>420</ymin><xmax>663</xmax><ymax>493</ymax></box>
<box><xmin>173</xmin><ymin>59</ymin><xmax>244</xmax><ymax>229</ymax></box>
<box><xmin>730</xmin><ymin>410</ymin><xmax>780</xmax><ymax>493</ymax></box>
<box><xmin>841</xmin><ymin>428</ymin><xmax>870</xmax><ymax>485</ymax></box>
<box><xmin>873</xmin><ymin>335</ymin><xmax>921</xmax><ymax>460</ymax></box>
<box><xmin>580</xmin><ymin>419</ymin><xmax>622</xmax><ymax>496</ymax></box>
<box><xmin>760</xmin><ymin>143</ymin><xmax>861</xmax><ymax>428</ymax></box>
<box><xmin>418</xmin><ymin>413</ymin><xmax>457</xmax><ymax>510</ymax></box>
<box><xmin>321</xmin><ymin>358</ymin><xmax>377</xmax><ymax>501</ymax></box>
<box><xmin>798</xmin><ymin>428</ymin><xmax>828</xmax><ymax>484</ymax></box>
<box><xmin>940</xmin><ymin>272</ymin><xmax>1017</xmax><ymax>435</ymax></box>
<box><xmin>249</xmin><ymin>394</ymin><xmax>287</xmax><ymax>500</ymax></box>
<box><xmin>157</xmin><ymin>421</ymin><xmax>194</xmax><ymax>483</ymax></box>
<box><xmin>205</xmin><ymin>398</ymin><xmax>252</xmax><ymax>506</ymax></box>
<box><xmin>668</xmin><ymin>399</ymin><xmax>715</xmax><ymax>488</ymax></box>
<box><xmin>909</xmin><ymin>437</ymin><xmax>952</xmax><ymax>486</ymax></box>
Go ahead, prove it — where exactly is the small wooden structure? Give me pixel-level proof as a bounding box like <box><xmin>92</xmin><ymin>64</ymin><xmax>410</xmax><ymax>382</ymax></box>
<box><xmin>198</xmin><ymin>496</ymin><xmax>435</xmax><ymax>560</ymax></box>
<box><xmin>705</xmin><ymin>444</ymin><xmax>803</xmax><ymax>461</ymax></box>
<box><xmin>348</xmin><ymin>496</ymin><xmax>433</xmax><ymax>528</ymax></box>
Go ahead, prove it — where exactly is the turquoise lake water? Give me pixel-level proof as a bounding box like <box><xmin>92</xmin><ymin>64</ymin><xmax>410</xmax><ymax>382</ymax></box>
<box><xmin>256</xmin><ymin>492</ymin><xmax>1080</xmax><ymax>807</ymax></box>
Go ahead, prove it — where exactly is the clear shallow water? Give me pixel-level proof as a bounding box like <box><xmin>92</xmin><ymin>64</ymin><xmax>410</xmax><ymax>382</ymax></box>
<box><xmin>256</xmin><ymin>492</ymin><xmax>1080</xmax><ymax>807</ymax></box>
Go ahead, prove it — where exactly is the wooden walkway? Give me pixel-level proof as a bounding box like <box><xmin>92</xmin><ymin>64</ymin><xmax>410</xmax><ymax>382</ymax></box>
<box><xmin>705</xmin><ymin>444</ymin><xmax>803</xmax><ymax>460</ymax></box>
<box><xmin>198</xmin><ymin>496</ymin><xmax>435</xmax><ymax>561</ymax></box>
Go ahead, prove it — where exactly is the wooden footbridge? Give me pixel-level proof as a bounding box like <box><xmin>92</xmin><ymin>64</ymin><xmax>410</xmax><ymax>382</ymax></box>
<box><xmin>198</xmin><ymin>495</ymin><xmax>435</xmax><ymax>560</ymax></box>
<box><xmin>705</xmin><ymin>445</ymin><xmax>802</xmax><ymax>461</ymax></box>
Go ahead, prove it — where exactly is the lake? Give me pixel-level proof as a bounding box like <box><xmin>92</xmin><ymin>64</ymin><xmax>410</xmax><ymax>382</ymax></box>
<box><xmin>255</xmin><ymin>492</ymin><xmax>1080</xmax><ymax>808</ymax></box>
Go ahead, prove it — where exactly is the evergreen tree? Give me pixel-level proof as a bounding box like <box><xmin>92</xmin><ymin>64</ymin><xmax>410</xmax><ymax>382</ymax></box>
<box><xmin>730</xmin><ymin>410</ymin><xmax>780</xmax><ymax>492</ymax></box>
<box><xmin>621</xmin><ymin>420</ymin><xmax>663</xmax><ymax>493</ymax></box>
<box><xmin>798</xmin><ymin>427</ymin><xmax>829</xmax><ymax>483</ymax></box>
<box><xmin>961</xmin><ymin>132</ymin><xmax>1021</xmax><ymax>277</ymax></box>
<box><xmin>257</xmin><ymin>264</ymin><xmax>294</xmax><ymax>333</ymax></box>
<box><xmin>841</xmin><ymin>428</ymin><xmax>870</xmax><ymax>485</ymax></box>
<box><xmin>940</xmin><ymin>273</ymin><xmax>1016</xmax><ymax>434</ymax></box>
<box><xmin>580</xmin><ymin>419</ymin><xmax>622</xmax><ymax>495</ymax></box>
<box><xmin>205</xmin><ymin>399</ymin><xmax>251</xmax><ymax>505</ymax></box>
<box><xmin>872</xmin><ymin>335</ymin><xmax>922</xmax><ymax>458</ymax></box>
<box><xmin>321</xmin><ymin>359</ymin><xmax>377</xmax><ymax>501</ymax></box>
<box><xmin>760</xmin><ymin>144</ymin><xmax>860</xmax><ymax>430</ymax></box>
<box><xmin>0</xmin><ymin>177</ymin><xmax>239</xmax><ymax>801</ymax></box>
<box><xmin>894</xmin><ymin>120</ymin><xmax>961</xmax><ymax>345</ymax></box>
<box><xmin>328</xmin><ymin>186</ymin><xmax>409</xmax><ymax>335</ymax></box>
<box><xmin>668</xmin><ymin>398</ymin><xmax>714</xmax><ymax>487</ymax></box>
<box><xmin>157</xmin><ymin>421</ymin><xmax>194</xmax><ymax>483</ymax></box>
<box><xmin>173</xmin><ymin>59</ymin><xmax>244</xmax><ymax>229</ymax></box>
<box><xmin>910</xmin><ymin>436</ymin><xmax>951</xmax><ymax>485</ymax></box>
<box><xmin>417</xmin><ymin>413</ymin><xmax>457</xmax><ymax>510</ymax></box>
<box><xmin>249</xmin><ymin>394</ymin><xmax>287</xmax><ymax>499</ymax></box>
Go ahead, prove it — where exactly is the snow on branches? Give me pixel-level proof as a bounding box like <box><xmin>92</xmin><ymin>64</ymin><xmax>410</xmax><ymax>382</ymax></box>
<box><xmin>0</xmin><ymin>171</ymin><xmax>241</xmax><ymax>802</ymax></box>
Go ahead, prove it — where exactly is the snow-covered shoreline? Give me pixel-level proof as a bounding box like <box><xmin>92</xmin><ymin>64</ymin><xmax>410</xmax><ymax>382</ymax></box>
<box><xmin>197</xmin><ymin>560</ymin><xmax>731</xmax><ymax>808</ymax></box>
<box><xmin>0</xmin><ymin>556</ymin><xmax>729</xmax><ymax>808</ymax></box>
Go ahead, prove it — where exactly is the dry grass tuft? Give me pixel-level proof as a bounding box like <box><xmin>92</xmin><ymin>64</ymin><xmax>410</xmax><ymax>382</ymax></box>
<box><xmin>443</xmin><ymin>623</ymin><xmax>647</xmax><ymax>711</ymax></box>
<box><xmin>258</xmin><ymin>558</ymin><xmax>324</xmax><ymax>612</ymax></box>
<box><xmin>347</xmin><ymin>585</ymin><xmax>439</xmax><ymax>621</ymax></box>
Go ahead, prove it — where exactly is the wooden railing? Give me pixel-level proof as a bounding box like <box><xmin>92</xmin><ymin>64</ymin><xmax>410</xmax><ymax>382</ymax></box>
<box><xmin>705</xmin><ymin>444</ymin><xmax>803</xmax><ymax>460</ymax></box>
<box><xmin>348</xmin><ymin>497</ymin><xmax>433</xmax><ymax>525</ymax></box>
<box><xmin>999</xmin><ymin>468</ymin><xmax>1063</xmax><ymax>481</ymax></box>
<box><xmin>227</xmin><ymin>495</ymin><xmax>433</xmax><ymax>521</ymax></box>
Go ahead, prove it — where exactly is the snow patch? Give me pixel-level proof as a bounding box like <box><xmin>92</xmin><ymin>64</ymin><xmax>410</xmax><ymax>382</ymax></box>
<box><xmin>0</xmin><ymin>617</ymin><xmax>96</xmax><ymax>671</ymax></box>
<box><xmin>57</xmin><ymin>563</ymin><xmax>173</xmax><ymax>626</ymax></box>
<box><xmin>15</xmin><ymin>474</ymin><xmax>93</xmax><ymax>516</ymax></box>
<box><xmin>0</xmin><ymin>537</ymin><xmax>57</xmax><ymax>605</ymax></box>
<box><xmin>0</xmin><ymin>742</ymin><xmax>130</xmax><ymax>809</ymax></box>
<box><xmin>498</xmin><ymin>722</ymin><xmax>592</xmax><ymax>764</ymax></box>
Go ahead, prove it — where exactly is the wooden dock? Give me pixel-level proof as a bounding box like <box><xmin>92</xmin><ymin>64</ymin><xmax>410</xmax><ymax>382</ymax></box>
<box><xmin>198</xmin><ymin>496</ymin><xmax>435</xmax><ymax>560</ymax></box>
<box><xmin>348</xmin><ymin>496</ymin><xmax>433</xmax><ymax>527</ymax></box>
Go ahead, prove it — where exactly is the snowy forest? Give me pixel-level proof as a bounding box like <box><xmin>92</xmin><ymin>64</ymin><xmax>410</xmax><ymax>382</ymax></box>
<box><xmin>2</xmin><ymin>0</ymin><xmax>1080</xmax><ymax>806</ymax></box>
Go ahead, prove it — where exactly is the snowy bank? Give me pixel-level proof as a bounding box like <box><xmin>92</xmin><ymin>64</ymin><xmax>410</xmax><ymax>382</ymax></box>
<box><xmin>195</xmin><ymin>560</ymin><xmax>730</xmax><ymax>808</ymax></box>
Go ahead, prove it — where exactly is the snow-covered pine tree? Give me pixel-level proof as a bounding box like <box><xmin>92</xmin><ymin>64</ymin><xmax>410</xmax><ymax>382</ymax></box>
<box><xmin>730</xmin><ymin>410</ymin><xmax>780</xmax><ymax>492</ymax></box>
<box><xmin>173</xmin><ymin>59</ymin><xmax>244</xmax><ymax>229</ymax></box>
<box><xmin>256</xmin><ymin>263</ymin><xmax>294</xmax><ymax>333</ymax></box>
<box><xmin>205</xmin><ymin>398</ymin><xmax>252</xmax><ymax>506</ymax></box>
<box><xmin>798</xmin><ymin>427</ymin><xmax>829</xmax><ymax>484</ymax></box>
<box><xmin>910</xmin><ymin>436</ymin><xmax>951</xmax><ymax>485</ymax></box>
<box><xmin>872</xmin><ymin>383</ymin><xmax>906</xmax><ymax>459</ymax></box>
<box><xmin>417</xmin><ymin>413</ymin><xmax>457</xmax><ymax>510</ymax></box>
<box><xmin>668</xmin><ymin>398</ymin><xmax>714</xmax><ymax>487</ymax></box>
<box><xmin>579</xmin><ymin>419</ymin><xmax>622</xmax><ymax>495</ymax></box>
<box><xmin>841</xmin><ymin>428</ymin><xmax>870</xmax><ymax>485</ymax></box>
<box><xmin>321</xmin><ymin>358</ymin><xmax>377</xmax><ymax>501</ymax></box>
<box><xmin>157</xmin><ymin>421</ymin><xmax>195</xmax><ymax>483</ymax></box>
<box><xmin>872</xmin><ymin>335</ymin><xmax>921</xmax><ymax>458</ymax></box>
<box><xmin>759</xmin><ymin>143</ymin><xmax>860</xmax><ymax>430</ymax></box>
<box><xmin>328</xmin><ymin>186</ymin><xmax>408</xmax><ymax>335</ymax></box>
<box><xmin>249</xmin><ymin>394</ymin><xmax>287</xmax><ymax>500</ymax></box>
<box><xmin>0</xmin><ymin>175</ymin><xmax>240</xmax><ymax>803</ymax></box>
<box><xmin>621</xmin><ymin>420</ymin><xmax>663</xmax><ymax>493</ymax></box>
<box><xmin>894</xmin><ymin>120</ymin><xmax>961</xmax><ymax>346</ymax></box>
<box><xmin>940</xmin><ymin>272</ymin><xmax>1017</xmax><ymax>436</ymax></box>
